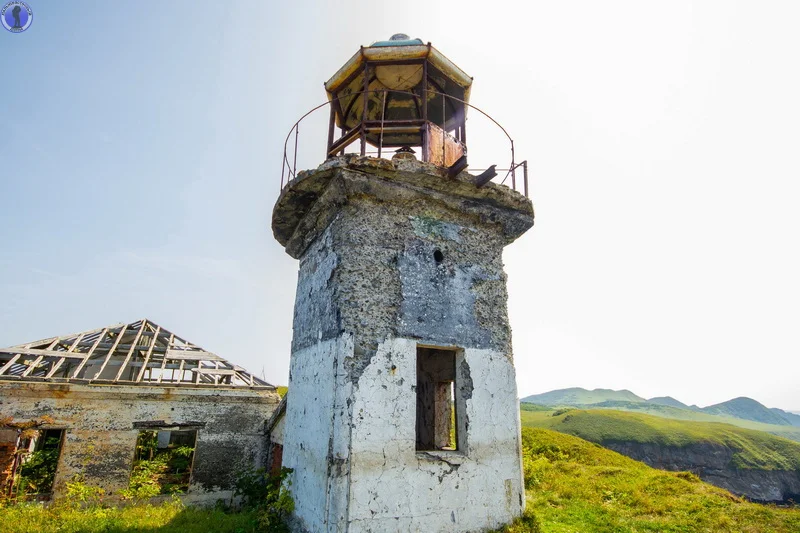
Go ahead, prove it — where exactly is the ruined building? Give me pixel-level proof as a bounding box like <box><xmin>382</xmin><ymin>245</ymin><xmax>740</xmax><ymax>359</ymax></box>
<box><xmin>0</xmin><ymin>319</ymin><xmax>280</xmax><ymax>503</ymax></box>
<box><xmin>272</xmin><ymin>35</ymin><xmax>534</xmax><ymax>532</ymax></box>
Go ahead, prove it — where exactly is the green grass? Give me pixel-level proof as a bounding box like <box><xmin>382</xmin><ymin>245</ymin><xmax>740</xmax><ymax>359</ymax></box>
<box><xmin>524</xmin><ymin>400</ymin><xmax>800</xmax><ymax>443</ymax></box>
<box><xmin>521</xmin><ymin>403</ymin><xmax>552</xmax><ymax>412</ymax></box>
<box><xmin>4</xmin><ymin>422</ymin><xmax>799</xmax><ymax>533</ymax></box>
<box><xmin>599</xmin><ymin>401</ymin><xmax>800</xmax><ymax>441</ymax></box>
<box><xmin>500</xmin><ymin>427</ymin><xmax>800</xmax><ymax>532</ymax></box>
<box><xmin>0</xmin><ymin>499</ymin><xmax>261</xmax><ymax>533</ymax></box>
<box><xmin>520</xmin><ymin>408</ymin><xmax>800</xmax><ymax>471</ymax></box>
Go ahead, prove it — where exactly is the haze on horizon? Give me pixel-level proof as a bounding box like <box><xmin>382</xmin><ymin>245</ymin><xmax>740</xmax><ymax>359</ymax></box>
<box><xmin>1</xmin><ymin>1</ymin><xmax>798</xmax><ymax>411</ymax></box>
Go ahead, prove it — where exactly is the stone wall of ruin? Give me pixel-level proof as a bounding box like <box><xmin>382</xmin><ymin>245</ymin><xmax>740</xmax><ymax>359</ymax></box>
<box><xmin>0</xmin><ymin>381</ymin><xmax>279</xmax><ymax>504</ymax></box>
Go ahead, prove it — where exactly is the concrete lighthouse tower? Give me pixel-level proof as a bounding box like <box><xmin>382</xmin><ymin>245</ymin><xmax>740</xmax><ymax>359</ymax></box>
<box><xmin>272</xmin><ymin>34</ymin><xmax>534</xmax><ymax>532</ymax></box>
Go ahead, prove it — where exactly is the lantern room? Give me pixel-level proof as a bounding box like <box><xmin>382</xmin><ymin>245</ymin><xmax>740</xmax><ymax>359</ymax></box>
<box><xmin>324</xmin><ymin>34</ymin><xmax>473</xmax><ymax>168</ymax></box>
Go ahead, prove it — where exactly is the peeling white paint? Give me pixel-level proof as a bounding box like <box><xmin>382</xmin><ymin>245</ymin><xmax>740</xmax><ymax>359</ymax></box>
<box><xmin>284</xmin><ymin>337</ymin><xmax>524</xmax><ymax>532</ymax></box>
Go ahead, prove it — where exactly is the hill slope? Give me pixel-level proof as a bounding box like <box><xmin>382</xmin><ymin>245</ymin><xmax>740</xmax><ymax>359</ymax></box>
<box><xmin>509</xmin><ymin>427</ymin><xmax>800</xmax><ymax>532</ymax></box>
<box><xmin>647</xmin><ymin>396</ymin><xmax>692</xmax><ymax>410</ymax></box>
<box><xmin>521</xmin><ymin>389</ymin><xmax>800</xmax><ymax>441</ymax></box>
<box><xmin>705</xmin><ymin>397</ymin><xmax>792</xmax><ymax>426</ymax></box>
<box><xmin>772</xmin><ymin>408</ymin><xmax>800</xmax><ymax>427</ymax></box>
<box><xmin>520</xmin><ymin>408</ymin><xmax>800</xmax><ymax>503</ymax></box>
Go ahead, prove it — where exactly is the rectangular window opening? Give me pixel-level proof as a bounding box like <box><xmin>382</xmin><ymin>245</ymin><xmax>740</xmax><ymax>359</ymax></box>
<box><xmin>5</xmin><ymin>428</ymin><xmax>65</xmax><ymax>500</ymax></box>
<box><xmin>131</xmin><ymin>429</ymin><xmax>197</xmax><ymax>495</ymax></box>
<box><xmin>416</xmin><ymin>346</ymin><xmax>460</xmax><ymax>451</ymax></box>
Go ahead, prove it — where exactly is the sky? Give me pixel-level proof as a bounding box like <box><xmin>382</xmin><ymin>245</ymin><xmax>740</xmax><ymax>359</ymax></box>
<box><xmin>1</xmin><ymin>1</ymin><xmax>798</xmax><ymax>410</ymax></box>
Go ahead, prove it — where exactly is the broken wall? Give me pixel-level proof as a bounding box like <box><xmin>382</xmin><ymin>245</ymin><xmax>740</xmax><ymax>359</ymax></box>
<box><xmin>0</xmin><ymin>381</ymin><xmax>279</xmax><ymax>503</ymax></box>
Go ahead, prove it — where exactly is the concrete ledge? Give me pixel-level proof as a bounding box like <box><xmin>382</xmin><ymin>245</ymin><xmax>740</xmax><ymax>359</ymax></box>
<box><xmin>273</xmin><ymin>155</ymin><xmax>534</xmax><ymax>259</ymax></box>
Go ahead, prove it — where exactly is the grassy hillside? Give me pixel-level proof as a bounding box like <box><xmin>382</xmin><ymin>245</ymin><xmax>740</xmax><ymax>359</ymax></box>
<box><xmin>501</xmin><ymin>428</ymin><xmax>800</xmax><ymax>532</ymax></box>
<box><xmin>520</xmin><ymin>409</ymin><xmax>800</xmax><ymax>471</ymax></box>
<box><xmin>522</xmin><ymin>398</ymin><xmax>800</xmax><ymax>443</ymax></box>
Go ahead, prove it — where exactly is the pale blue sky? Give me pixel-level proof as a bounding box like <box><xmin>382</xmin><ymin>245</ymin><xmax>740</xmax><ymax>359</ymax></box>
<box><xmin>2</xmin><ymin>1</ymin><xmax>799</xmax><ymax>409</ymax></box>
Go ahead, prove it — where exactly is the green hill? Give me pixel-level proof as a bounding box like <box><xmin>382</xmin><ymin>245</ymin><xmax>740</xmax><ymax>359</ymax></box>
<box><xmin>705</xmin><ymin>397</ymin><xmax>792</xmax><ymax>426</ymax></box>
<box><xmin>647</xmin><ymin>396</ymin><xmax>693</xmax><ymax>410</ymax></box>
<box><xmin>521</xmin><ymin>387</ymin><xmax>645</xmax><ymax>406</ymax></box>
<box><xmin>521</xmin><ymin>389</ymin><xmax>800</xmax><ymax>443</ymax></box>
<box><xmin>502</xmin><ymin>427</ymin><xmax>800</xmax><ymax>532</ymax></box>
<box><xmin>775</xmin><ymin>409</ymin><xmax>800</xmax><ymax>427</ymax></box>
<box><xmin>523</xmin><ymin>409</ymin><xmax>800</xmax><ymax>472</ymax></box>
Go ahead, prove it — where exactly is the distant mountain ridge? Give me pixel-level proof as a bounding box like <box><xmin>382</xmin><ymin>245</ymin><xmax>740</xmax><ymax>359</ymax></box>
<box><xmin>521</xmin><ymin>387</ymin><xmax>800</xmax><ymax>428</ymax></box>
<box><xmin>521</xmin><ymin>387</ymin><xmax>645</xmax><ymax>406</ymax></box>
<box><xmin>704</xmin><ymin>397</ymin><xmax>791</xmax><ymax>426</ymax></box>
<box><xmin>643</xmin><ymin>396</ymin><xmax>695</xmax><ymax>410</ymax></box>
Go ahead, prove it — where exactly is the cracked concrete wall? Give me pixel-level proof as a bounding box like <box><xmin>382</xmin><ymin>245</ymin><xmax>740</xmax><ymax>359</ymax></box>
<box><xmin>279</xmin><ymin>162</ymin><xmax>531</xmax><ymax>533</ymax></box>
<box><xmin>348</xmin><ymin>339</ymin><xmax>523</xmax><ymax>532</ymax></box>
<box><xmin>0</xmin><ymin>382</ymin><xmax>279</xmax><ymax>503</ymax></box>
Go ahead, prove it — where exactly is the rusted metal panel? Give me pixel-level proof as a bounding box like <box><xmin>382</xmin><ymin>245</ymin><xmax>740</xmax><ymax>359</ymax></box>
<box><xmin>426</xmin><ymin>123</ymin><xmax>465</xmax><ymax>168</ymax></box>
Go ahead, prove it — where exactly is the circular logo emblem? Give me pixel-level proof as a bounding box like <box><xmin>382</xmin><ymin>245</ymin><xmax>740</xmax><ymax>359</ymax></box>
<box><xmin>2</xmin><ymin>1</ymin><xmax>33</xmax><ymax>33</ymax></box>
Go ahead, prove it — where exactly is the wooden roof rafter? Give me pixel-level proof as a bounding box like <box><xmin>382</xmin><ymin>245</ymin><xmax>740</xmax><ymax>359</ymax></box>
<box><xmin>0</xmin><ymin>319</ymin><xmax>272</xmax><ymax>389</ymax></box>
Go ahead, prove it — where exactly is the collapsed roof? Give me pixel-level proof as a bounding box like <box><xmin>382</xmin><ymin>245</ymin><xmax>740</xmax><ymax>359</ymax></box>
<box><xmin>0</xmin><ymin>319</ymin><xmax>272</xmax><ymax>389</ymax></box>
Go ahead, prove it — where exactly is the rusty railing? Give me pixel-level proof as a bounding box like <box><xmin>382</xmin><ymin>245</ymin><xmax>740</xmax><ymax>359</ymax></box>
<box><xmin>281</xmin><ymin>89</ymin><xmax>529</xmax><ymax>197</ymax></box>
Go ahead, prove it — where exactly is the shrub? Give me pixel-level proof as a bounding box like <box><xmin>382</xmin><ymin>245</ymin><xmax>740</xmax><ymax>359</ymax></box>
<box><xmin>234</xmin><ymin>467</ymin><xmax>294</xmax><ymax>532</ymax></box>
<box><xmin>64</xmin><ymin>476</ymin><xmax>105</xmax><ymax>506</ymax></box>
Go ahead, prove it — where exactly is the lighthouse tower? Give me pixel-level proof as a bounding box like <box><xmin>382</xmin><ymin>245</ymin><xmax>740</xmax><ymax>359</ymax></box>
<box><xmin>272</xmin><ymin>34</ymin><xmax>534</xmax><ymax>533</ymax></box>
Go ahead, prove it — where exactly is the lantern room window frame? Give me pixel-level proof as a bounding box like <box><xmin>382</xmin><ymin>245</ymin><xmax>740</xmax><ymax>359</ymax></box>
<box><xmin>324</xmin><ymin>51</ymin><xmax>470</xmax><ymax>167</ymax></box>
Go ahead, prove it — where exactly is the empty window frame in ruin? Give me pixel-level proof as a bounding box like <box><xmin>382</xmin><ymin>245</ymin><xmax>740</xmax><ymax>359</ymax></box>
<box><xmin>1</xmin><ymin>427</ymin><xmax>64</xmax><ymax>499</ymax></box>
<box><xmin>131</xmin><ymin>429</ymin><xmax>197</xmax><ymax>495</ymax></box>
<box><xmin>416</xmin><ymin>346</ymin><xmax>462</xmax><ymax>451</ymax></box>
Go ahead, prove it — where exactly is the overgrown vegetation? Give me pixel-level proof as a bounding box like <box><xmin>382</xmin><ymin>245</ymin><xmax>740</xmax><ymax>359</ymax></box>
<box><xmin>234</xmin><ymin>466</ymin><xmax>295</xmax><ymax>532</ymax></box>
<box><xmin>0</xmin><ymin>467</ymin><xmax>295</xmax><ymax>532</ymax></box>
<box><xmin>3</xmin><ymin>422</ymin><xmax>798</xmax><ymax>532</ymax></box>
<box><xmin>1</xmin><ymin>418</ymin><xmax>62</xmax><ymax>500</ymax></box>
<box><xmin>16</xmin><ymin>436</ymin><xmax>61</xmax><ymax>496</ymax></box>
<box><xmin>499</xmin><ymin>427</ymin><xmax>800</xmax><ymax>532</ymax></box>
<box><xmin>0</xmin><ymin>497</ymin><xmax>261</xmax><ymax>533</ymax></box>
<box><xmin>120</xmin><ymin>430</ymin><xmax>195</xmax><ymax>500</ymax></box>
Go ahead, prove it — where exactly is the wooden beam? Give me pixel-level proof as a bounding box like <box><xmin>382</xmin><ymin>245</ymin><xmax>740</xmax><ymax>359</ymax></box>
<box><xmin>1</xmin><ymin>348</ymin><xmax>92</xmax><ymax>359</ymax></box>
<box><xmin>44</xmin><ymin>357</ymin><xmax>68</xmax><ymax>379</ymax></box>
<box><xmin>90</xmin><ymin>324</ymin><xmax>128</xmax><ymax>381</ymax></box>
<box><xmin>156</xmin><ymin>333</ymin><xmax>174</xmax><ymax>383</ymax></box>
<box><xmin>135</xmin><ymin>325</ymin><xmax>161</xmax><ymax>383</ymax></box>
<box><xmin>47</xmin><ymin>331</ymin><xmax>87</xmax><ymax>379</ymax></box>
<box><xmin>20</xmin><ymin>355</ymin><xmax>45</xmax><ymax>378</ymax></box>
<box><xmin>163</xmin><ymin>350</ymin><xmax>223</xmax><ymax>361</ymax></box>
<box><xmin>113</xmin><ymin>320</ymin><xmax>146</xmax><ymax>382</ymax></box>
<box><xmin>0</xmin><ymin>354</ymin><xmax>22</xmax><ymax>376</ymax></box>
<box><xmin>193</xmin><ymin>368</ymin><xmax>235</xmax><ymax>376</ymax></box>
<box><xmin>70</xmin><ymin>328</ymin><xmax>109</xmax><ymax>379</ymax></box>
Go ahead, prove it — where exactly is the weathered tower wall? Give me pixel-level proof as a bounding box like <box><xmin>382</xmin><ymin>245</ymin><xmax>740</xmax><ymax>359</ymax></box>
<box><xmin>275</xmin><ymin>157</ymin><xmax>533</xmax><ymax>532</ymax></box>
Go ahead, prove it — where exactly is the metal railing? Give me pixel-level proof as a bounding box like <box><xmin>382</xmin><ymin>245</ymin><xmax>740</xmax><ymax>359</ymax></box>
<box><xmin>281</xmin><ymin>89</ymin><xmax>529</xmax><ymax>197</ymax></box>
